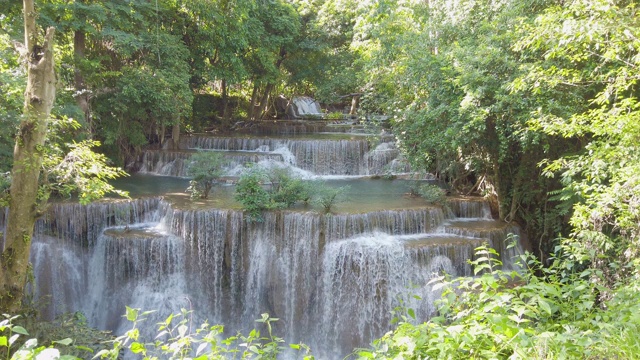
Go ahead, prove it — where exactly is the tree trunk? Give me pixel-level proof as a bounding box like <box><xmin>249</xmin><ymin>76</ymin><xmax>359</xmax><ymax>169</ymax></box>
<box><xmin>349</xmin><ymin>95</ymin><xmax>360</xmax><ymax>115</ymax></box>
<box><xmin>257</xmin><ymin>83</ymin><xmax>274</xmax><ymax>120</ymax></box>
<box><xmin>0</xmin><ymin>1</ymin><xmax>56</xmax><ymax>312</ymax></box>
<box><xmin>159</xmin><ymin>124</ymin><xmax>166</xmax><ymax>147</ymax></box>
<box><xmin>249</xmin><ymin>82</ymin><xmax>259</xmax><ymax>120</ymax></box>
<box><xmin>171</xmin><ymin>122</ymin><xmax>180</xmax><ymax>150</ymax></box>
<box><xmin>221</xmin><ymin>79</ymin><xmax>229</xmax><ymax>121</ymax></box>
<box><xmin>74</xmin><ymin>27</ymin><xmax>91</xmax><ymax>136</ymax></box>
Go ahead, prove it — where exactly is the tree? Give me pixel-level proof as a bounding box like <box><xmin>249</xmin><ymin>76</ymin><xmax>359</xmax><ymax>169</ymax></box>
<box><xmin>346</xmin><ymin>0</ymin><xmax>577</xmax><ymax>257</ymax></box>
<box><xmin>0</xmin><ymin>0</ymin><xmax>128</xmax><ymax>312</ymax></box>
<box><xmin>515</xmin><ymin>0</ymin><xmax>640</xmax><ymax>278</ymax></box>
<box><xmin>186</xmin><ymin>151</ymin><xmax>224</xmax><ymax>199</ymax></box>
<box><xmin>1</xmin><ymin>0</ymin><xmax>57</xmax><ymax>312</ymax></box>
<box><xmin>245</xmin><ymin>0</ymin><xmax>301</xmax><ymax>120</ymax></box>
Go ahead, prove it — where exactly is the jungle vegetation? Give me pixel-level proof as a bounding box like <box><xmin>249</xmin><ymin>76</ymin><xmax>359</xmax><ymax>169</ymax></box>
<box><xmin>1</xmin><ymin>0</ymin><xmax>640</xmax><ymax>358</ymax></box>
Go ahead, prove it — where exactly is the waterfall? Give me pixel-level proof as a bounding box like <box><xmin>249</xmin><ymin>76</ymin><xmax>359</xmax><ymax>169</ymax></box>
<box><xmin>315</xmin><ymin>231</ymin><xmax>475</xmax><ymax>357</ymax></box>
<box><xmin>139</xmin><ymin>150</ymin><xmax>284</xmax><ymax>177</ymax></box>
<box><xmin>29</xmin><ymin>236</ymin><xmax>88</xmax><ymax>320</ymax></box>
<box><xmin>291</xmin><ymin>97</ymin><xmax>323</xmax><ymax>118</ymax></box>
<box><xmin>34</xmin><ymin>198</ymin><xmax>161</xmax><ymax>246</ymax></box>
<box><xmin>323</xmin><ymin>208</ymin><xmax>446</xmax><ymax>242</ymax></box>
<box><xmin>242</xmin><ymin>212</ymin><xmax>322</xmax><ymax>341</ymax></box>
<box><xmin>172</xmin><ymin>136</ymin><xmax>410</xmax><ymax>177</ymax></box>
<box><xmin>447</xmin><ymin>198</ymin><xmax>493</xmax><ymax>219</ymax></box>
<box><xmin>161</xmin><ymin>207</ymin><xmax>244</xmax><ymax>325</ymax></box>
<box><xmin>24</xmin><ymin>196</ymin><xmax>523</xmax><ymax>357</ymax></box>
<box><xmin>84</xmin><ymin>224</ymin><xmax>186</xmax><ymax>333</ymax></box>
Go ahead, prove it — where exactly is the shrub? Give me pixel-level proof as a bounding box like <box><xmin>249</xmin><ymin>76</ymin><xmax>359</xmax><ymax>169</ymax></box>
<box><xmin>268</xmin><ymin>168</ymin><xmax>311</xmax><ymax>207</ymax></box>
<box><xmin>326</xmin><ymin>112</ymin><xmax>344</xmax><ymax>120</ymax></box>
<box><xmin>187</xmin><ymin>151</ymin><xmax>224</xmax><ymax>199</ymax></box>
<box><xmin>314</xmin><ymin>183</ymin><xmax>349</xmax><ymax>213</ymax></box>
<box><xmin>357</xmin><ymin>240</ymin><xmax>640</xmax><ymax>359</ymax></box>
<box><xmin>0</xmin><ymin>314</ymin><xmax>82</xmax><ymax>359</ymax></box>
<box><xmin>236</xmin><ymin>167</ymin><xmax>313</xmax><ymax>222</ymax></box>
<box><xmin>95</xmin><ymin>308</ymin><xmax>314</xmax><ymax>360</ymax></box>
<box><xmin>235</xmin><ymin>166</ymin><xmax>272</xmax><ymax>222</ymax></box>
<box><xmin>417</xmin><ymin>184</ymin><xmax>447</xmax><ymax>206</ymax></box>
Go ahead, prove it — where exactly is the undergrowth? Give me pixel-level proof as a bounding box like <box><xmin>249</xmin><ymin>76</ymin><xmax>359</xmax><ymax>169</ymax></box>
<box><xmin>355</xmin><ymin>242</ymin><xmax>640</xmax><ymax>359</ymax></box>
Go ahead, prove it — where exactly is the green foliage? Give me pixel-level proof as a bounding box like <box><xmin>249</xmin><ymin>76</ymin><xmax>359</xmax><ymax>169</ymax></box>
<box><xmin>359</xmin><ymin>243</ymin><xmax>640</xmax><ymax>359</ymax></box>
<box><xmin>94</xmin><ymin>308</ymin><xmax>314</xmax><ymax>360</ymax></box>
<box><xmin>235</xmin><ymin>166</ymin><xmax>273</xmax><ymax>222</ymax></box>
<box><xmin>186</xmin><ymin>151</ymin><xmax>224</xmax><ymax>200</ymax></box>
<box><xmin>0</xmin><ymin>314</ymin><xmax>80</xmax><ymax>360</ymax></box>
<box><xmin>0</xmin><ymin>33</ymin><xmax>24</xmax><ymax>173</ymax></box>
<box><xmin>41</xmin><ymin>139</ymin><xmax>129</xmax><ymax>206</ymax></box>
<box><xmin>417</xmin><ymin>184</ymin><xmax>447</xmax><ymax>207</ymax></box>
<box><xmin>513</xmin><ymin>0</ymin><xmax>640</xmax><ymax>279</ymax></box>
<box><xmin>267</xmin><ymin>168</ymin><xmax>311</xmax><ymax>207</ymax></box>
<box><xmin>348</xmin><ymin>0</ymin><xmax>640</xmax><ymax>263</ymax></box>
<box><xmin>314</xmin><ymin>183</ymin><xmax>348</xmax><ymax>214</ymax></box>
<box><xmin>325</xmin><ymin>112</ymin><xmax>344</xmax><ymax>120</ymax></box>
<box><xmin>25</xmin><ymin>312</ymin><xmax>113</xmax><ymax>359</ymax></box>
<box><xmin>0</xmin><ymin>173</ymin><xmax>10</xmax><ymax>208</ymax></box>
<box><xmin>235</xmin><ymin>167</ymin><xmax>312</xmax><ymax>222</ymax></box>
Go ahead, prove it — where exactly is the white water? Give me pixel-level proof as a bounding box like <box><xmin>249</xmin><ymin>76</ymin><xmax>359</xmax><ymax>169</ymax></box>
<box><xmin>291</xmin><ymin>96</ymin><xmax>323</xmax><ymax>118</ymax></box>
<box><xmin>23</xmin><ymin>196</ymin><xmax>522</xmax><ymax>358</ymax></box>
<box><xmin>15</xmin><ymin>124</ymin><xmax>527</xmax><ymax>358</ymax></box>
<box><xmin>136</xmin><ymin>136</ymin><xmax>411</xmax><ymax>178</ymax></box>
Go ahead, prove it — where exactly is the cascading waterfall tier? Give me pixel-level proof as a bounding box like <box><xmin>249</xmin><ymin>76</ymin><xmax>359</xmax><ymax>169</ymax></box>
<box><xmin>140</xmin><ymin>135</ymin><xmax>410</xmax><ymax>177</ymax></box>
<box><xmin>138</xmin><ymin>150</ymin><xmax>284</xmax><ymax>177</ymax></box>
<box><xmin>25</xmin><ymin>195</ymin><xmax>522</xmax><ymax>358</ymax></box>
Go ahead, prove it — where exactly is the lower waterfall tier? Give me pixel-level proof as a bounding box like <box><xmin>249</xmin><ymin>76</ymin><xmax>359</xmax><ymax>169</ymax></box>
<box><xmin>23</xmin><ymin>198</ymin><xmax>522</xmax><ymax>358</ymax></box>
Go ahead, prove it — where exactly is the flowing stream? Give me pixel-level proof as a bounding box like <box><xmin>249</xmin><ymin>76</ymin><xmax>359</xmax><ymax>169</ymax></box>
<box><xmin>6</xmin><ymin>125</ymin><xmax>522</xmax><ymax>358</ymax></box>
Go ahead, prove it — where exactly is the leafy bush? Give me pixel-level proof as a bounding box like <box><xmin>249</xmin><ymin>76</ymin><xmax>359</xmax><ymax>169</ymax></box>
<box><xmin>0</xmin><ymin>314</ymin><xmax>82</xmax><ymax>360</ymax></box>
<box><xmin>326</xmin><ymin>112</ymin><xmax>345</xmax><ymax>120</ymax></box>
<box><xmin>26</xmin><ymin>312</ymin><xmax>114</xmax><ymax>359</ymax></box>
<box><xmin>187</xmin><ymin>151</ymin><xmax>224</xmax><ymax>199</ymax></box>
<box><xmin>95</xmin><ymin>308</ymin><xmax>314</xmax><ymax>360</ymax></box>
<box><xmin>314</xmin><ymin>184</ymin><xmax>349</xmax><ymax>213</ymax></box>
<box><xmin>417</xmin><ymin>184</ymin><xmax>447</xmax><ymax>206</ymax></box>
<box><xmin>235</xmin><ymin>166</ymin><xmax>272</xmax><ymax>222</ymax></box>
<box><xmin>41</xmin><ymin>138</ymin><xmax>130</xmax><ymax>206</ymax></box>
<box><xmin>357</xmin><ymin>241</ymin><xmax>640</xmax><ymax>359</ymax></box>
<box><xmin>235</xmin><ymin>167</ymin><xmax>312</xmax><ymax>222</ymax></box>
<box><xmin>267</xmin><ymin>168</ymin><xmax>311</xmax><ymax>207</ymax></box>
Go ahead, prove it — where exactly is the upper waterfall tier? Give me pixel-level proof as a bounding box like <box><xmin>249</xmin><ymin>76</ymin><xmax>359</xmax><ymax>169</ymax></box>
<box><xmin>225</xmin><ymin>121</ymin><xmax>376</xmax><ymax>135</ymax></box>
<box><xmin>138</xmin><ymin>149</ymin><xmax>284</xmax><ymax>177</ymax></box>
<box><xmin>136</xmin><ymin>134</ymin><xmax>411</xmax><ymax>177</ymax></box>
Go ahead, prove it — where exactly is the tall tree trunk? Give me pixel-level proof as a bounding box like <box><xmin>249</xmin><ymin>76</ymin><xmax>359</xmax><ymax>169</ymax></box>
<box><xmin>349</xmin><ymin>95</ymin><xmax>360</xmax><ymax>115</ymax></box>
<box><xmin>0</xmin><ymin>1</ymin><xmax>56</xmax><ymax>312</ymax></box>
<box><xmin>74</xmin><ymin>29</ymin><xmax>92</xmax><ymax>136</ymax></box>
<box><xmin>171</xmin><ymin>122</ymin><xmax>180</xmax><ymax>150</ymax></box>
<box><xmin>249</xmin><ymin>82</ymin><xmax>259</xmax><ymax>120</ymax></box>
<box><xmin>256</xmin><ymin>46</ymin><xmax>287</xmax><ymax>120</ymax></box>
<box><xmin>221</xmin><ymin>79</ymin><xmax>229</xmax><ymax>122</ymax></box>
<box><xmin>159</xmin><ymin>124</ymin><xmax>166</xmax><ymax>147</ymax></box>
<box><xmin>257</xmin><ymin>83</ymin><xmax>274</xmax><ymax>120</ymax></box>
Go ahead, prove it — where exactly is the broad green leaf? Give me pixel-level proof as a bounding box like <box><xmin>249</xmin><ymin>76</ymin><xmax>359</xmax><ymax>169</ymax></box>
<box><xmin>407</xmin><ymin>308</ymin><xmax>416</xmax><ymax>319</ymax></box>
<box><xmin>125</xmin><ymin>306</ymin><xmax>139</xmax><ymax>322</ymax></box>
<box><xmin>53</xmin><ymin>338</ymin><xmax>73</xmax><ymax>346</ymax></box>
<box><xmin>12</xmin><ymin>326</ymin><xmax>29</xmax><ymax>335</ymax></box>
<box><xmin>130</xmin><ymin>342</ymin><xmax>145</xmax><ymax>354</ymax></box>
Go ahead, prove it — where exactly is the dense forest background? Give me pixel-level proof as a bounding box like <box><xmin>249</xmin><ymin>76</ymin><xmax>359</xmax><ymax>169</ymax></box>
<box><xmin>1</xmin><ymin>0</ymin><xmax>640</xmax><ymax>357</ymax></box>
